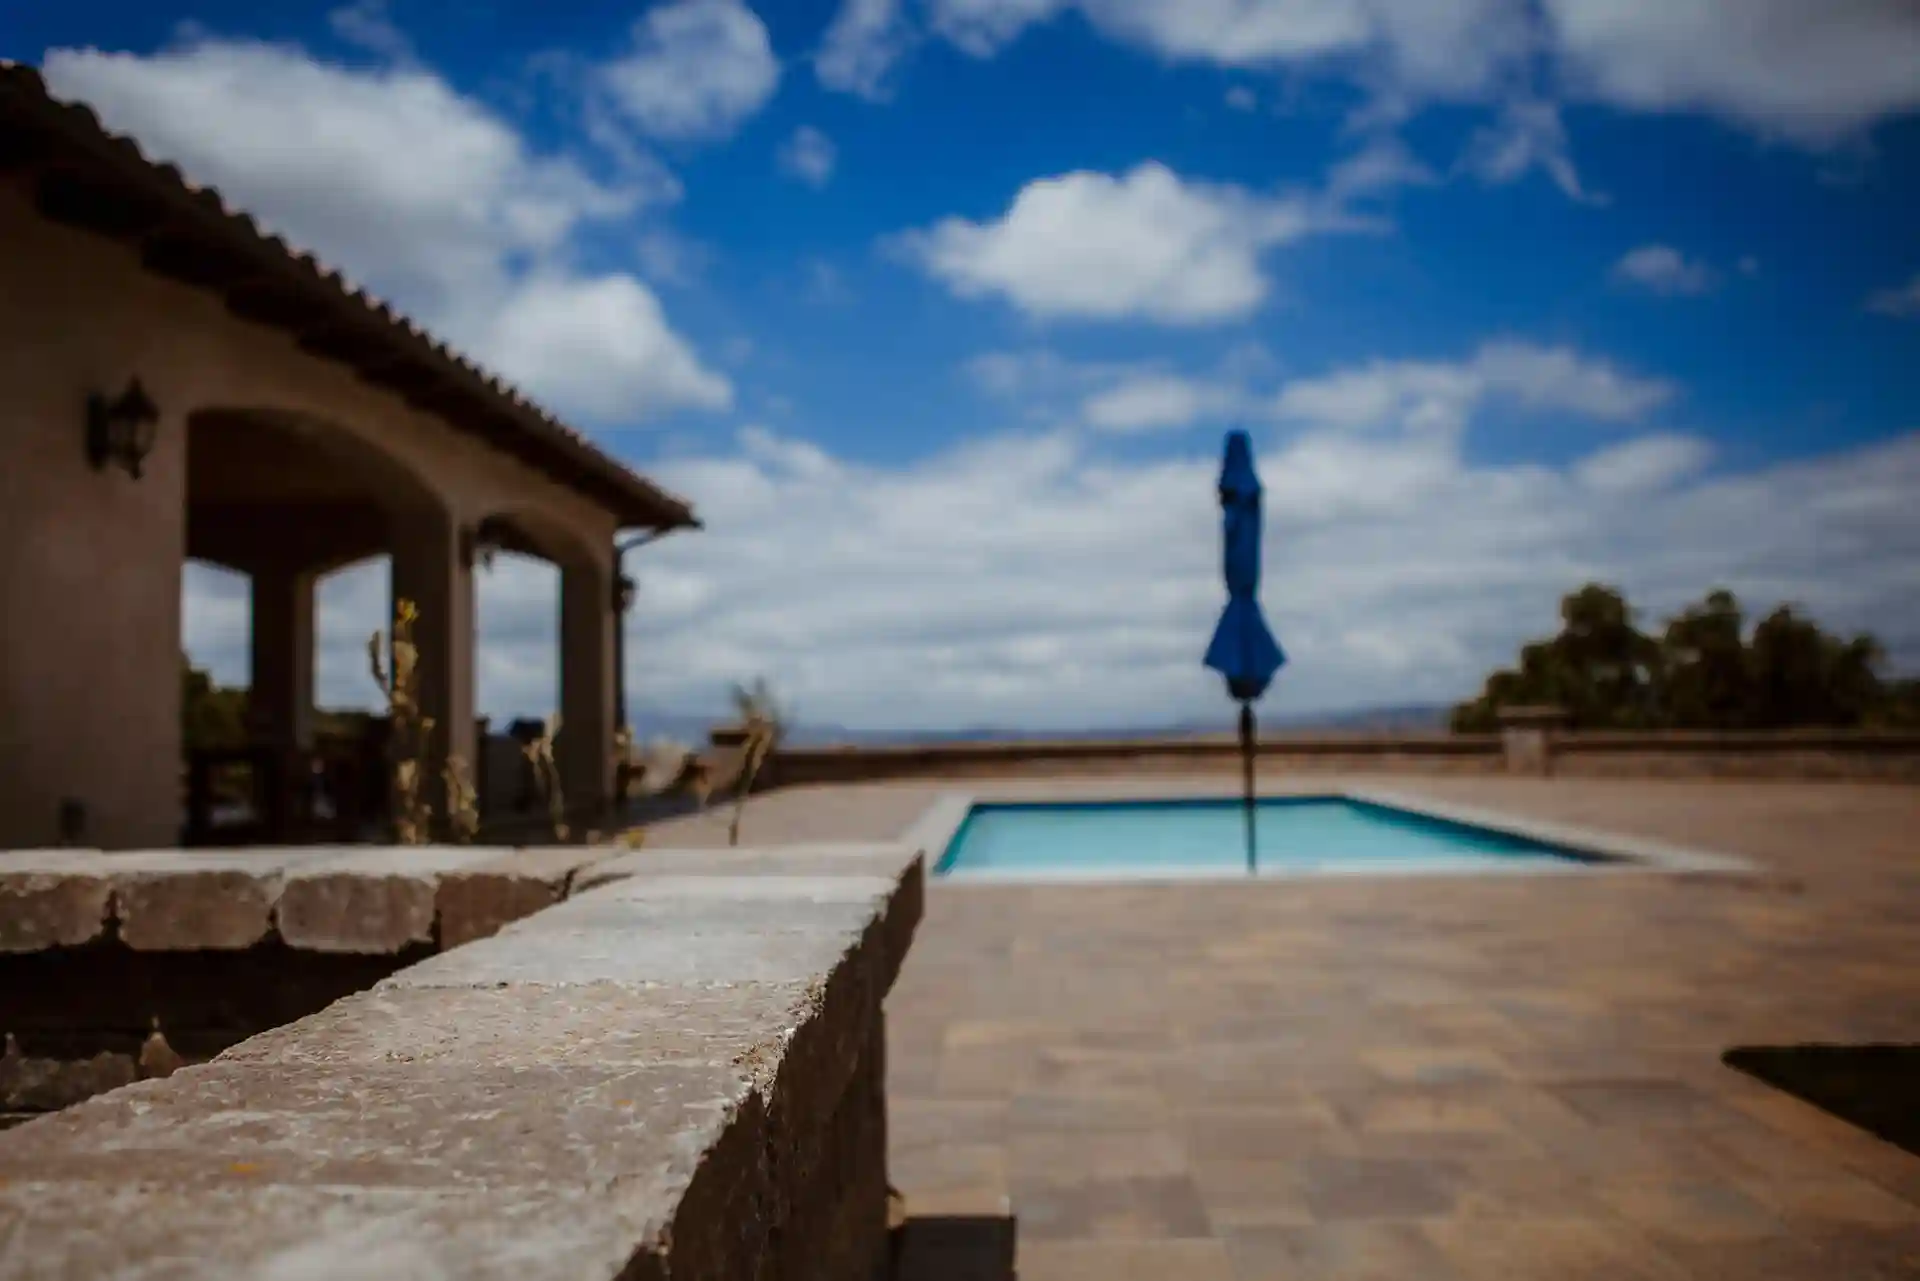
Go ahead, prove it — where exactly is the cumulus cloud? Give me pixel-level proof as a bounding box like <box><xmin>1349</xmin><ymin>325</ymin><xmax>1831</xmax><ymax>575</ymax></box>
<box><xmin>1574</xmin><ymin>432</ymin><xmax>1712</xmax><ymax>494</ymax></box>
<box><xmin>41</xmin><ymin>27</ymin><xmax>729</xmax><ymax>424</ymax></box>
<box><xmin>1081</xmin><ymin>374</ymin><xmax>1244</xmax><ymax>433</ymax></box>
<box><xmin>188</xmin><ymin>403</ymin><xmax>1920</xmax><ymax>728</ymax></box>
<box><xmin>1541</xmin><ymin>0</ymin><xmax>1920</xmax><ymax>147</ymax></box>
<box><xmin>778</xmin><ymin>125</ymin><xmax>838</xmax><ymax>187</ymax></box>
<box><xmin>815</xmin><ymin>0</ymin><xmax>917</xmax><ymax>100</ymax></box>
<box><xmin>478</xmin><ymin>274</ymin><xmax>732</xmax><ymax>419</ymax></box>
<box><xmin>1866</xmin><ymin>272</ymin><xmax>1920</xmax><ymax>318</ymax></box>
<box><xmin>195</xmin><ymin>337</ymin><xmax>1912</xmax><ymax>733</ymax></box>
<box><xmin>1459</xmin><ymin>97</ymin><xmax>1603</xmax><ymax>203</ymax></box>
<box><xmin>1611</xmin><ymin>244</ymin><xmax>1717</xmax><ymax>296</ymax></box>
<box><xmin>894</xmin><ymin>161</ymin><xmax>1373</xmax><ymax>324</ymax></box>
<box><xmin>909</xmin><ymin>0</ymin><xmax>1920</xmax><ymax>161</ymax></box>
<box><xmin>601</xmin><ymin>0</ymin><xmax>781</xmax><ymax>143</ymax></box>
<box><xmin>929</xmin><ymin>0</ymin><xmax>1532</xmax><ymax>105</ymax></box>
<box><xmin>1270</xmin><ymin>340</ymin><xmax>1675</xmax><ymax>436</ymax></box>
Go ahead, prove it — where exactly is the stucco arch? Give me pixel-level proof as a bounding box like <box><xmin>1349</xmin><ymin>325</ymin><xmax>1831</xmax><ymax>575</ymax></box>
<box><xmin>185</xmin><ymin>405</ymin><xmax>451</xmax><ymax>578</ymax></box>
<box><xmin>472</xmin><ymin>501</ymin><xmax>610</xmax><ymax>574</ymax></box>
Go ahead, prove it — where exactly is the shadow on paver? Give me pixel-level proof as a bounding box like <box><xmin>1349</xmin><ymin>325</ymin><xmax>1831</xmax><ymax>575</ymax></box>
<box><xmin>891</xmin><ymin>1214</ymin><xmax>1018</xmax><ymax>1280</ymax></box>
<box><xmin>1723</xmin><ymin>1043</ymin><xmax>1920</xmax><ymax>1157</ymax></box>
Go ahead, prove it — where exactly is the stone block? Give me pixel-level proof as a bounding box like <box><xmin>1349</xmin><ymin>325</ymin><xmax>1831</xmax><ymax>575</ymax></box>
<box><xmin>0</xmin><ymin>1037</ymin><xmax>136</xmax><ymax>1112</ymax></box>
<box><xmin>0</xmin><ymin>843</ymin><xmax>925</xmax><ymax>1280</ymax></box>
<box><xmin>574</xmin><ymin>851</ymin><xmax>926</xmax><ymax>989</ymax></box>
<box><xmin>0</xmin><ymin>851</ymin><xmax>112</xmax><ymax>951</ymax></box>
<box><xmin>104</xmin><ymin>849</ymin><xmax>340</xmax><ymax>952</ymax></box>
<box><xmin>433</xmin><ymin>848</ymin><xmax>601</xmax><ymax>950</ymax></box>
<box><xmin>572</xmin><ymin>842</ymin><xmax>915</xmax><ymax>892</ymax></box>
<box><xmin>275</xmin><ymin>847</ymin><xmax>501</xmax><ymax>954</ymax></box>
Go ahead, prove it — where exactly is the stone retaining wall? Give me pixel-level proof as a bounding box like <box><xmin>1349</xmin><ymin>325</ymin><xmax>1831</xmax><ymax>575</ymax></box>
<box><xmin>0</xmin><ymin>842</ymin><xmax>924</xmax><ymax>1279</ymax></box>
<box><xmin>0</xmin><ymin>845</ymin><xmax>598</xmax><ymax>1125</ymax></box>
<box><xmin>765</xmin><ymin>729</ymin><xmax>1920</xmax><ymax>786</ymax></box>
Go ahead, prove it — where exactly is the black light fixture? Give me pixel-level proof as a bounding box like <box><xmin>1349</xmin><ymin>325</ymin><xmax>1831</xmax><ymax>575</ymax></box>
<box><xmin>461</xmin><ymin>518</ymin><xmax>507</xmax><ymax>570</ymax></box>
<box><xmin>613</xmin><ymin>573</ymin><xmax>637</xmax><ymax>614</ymax></box>
<box><xmin>86</xmin><ymin>378</ymin><xmax>161</xmax><ymax>479</ymax></box>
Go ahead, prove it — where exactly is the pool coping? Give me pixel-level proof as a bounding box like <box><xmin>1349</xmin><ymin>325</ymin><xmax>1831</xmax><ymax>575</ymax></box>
<box><xmin>899</xmin><ymin>783</ymin><xmax>1780</xmax><ymax>888</ymax></box>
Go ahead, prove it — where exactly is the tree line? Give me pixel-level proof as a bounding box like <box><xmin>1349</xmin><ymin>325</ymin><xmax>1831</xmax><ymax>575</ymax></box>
<box><xmin>1451</xmin><ymin>584</ymin><xmax>1920</xmax><ymax>733</ymax></box>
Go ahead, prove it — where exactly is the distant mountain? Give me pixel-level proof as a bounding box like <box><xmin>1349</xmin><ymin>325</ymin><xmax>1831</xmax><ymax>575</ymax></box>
<box><xmin>625</xmin><ymin>702</ymin><xmax>1452</xmax><ymax>748</ymax></box>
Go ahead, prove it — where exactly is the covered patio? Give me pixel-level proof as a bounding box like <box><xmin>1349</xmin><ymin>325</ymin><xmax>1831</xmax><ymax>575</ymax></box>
<box><xmin>0</xmin><ymin>64</ymin><xmax>697</xmax><ymax>849</ymax></box>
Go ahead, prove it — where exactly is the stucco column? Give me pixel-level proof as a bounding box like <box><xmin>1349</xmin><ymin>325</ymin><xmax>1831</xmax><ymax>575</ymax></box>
<box><xmin>389</xmin><ymin>507</ymin><xmax>476</xmax><ymax>821</ymax></box>
<box><xmin>559</xmin><ymin>553</ymin><xmax>615</xmax><ymax>818</ymax></box>
<box><xmin>249</xmin><ymin>563</ymin><xmax>316</xmax><ymax>750</ymax></box>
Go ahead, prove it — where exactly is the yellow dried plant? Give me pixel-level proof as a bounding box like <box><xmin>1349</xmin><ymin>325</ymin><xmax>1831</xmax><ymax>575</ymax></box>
<box><xmin>522</xmin><ymin>713</ymin><xmax>567</xmax><ymax>841</ymax></box>
<box><xmin>727</xmin><ymin>677</ymin><xmax>784</xmax><ymax>848</ymax></box>
<box><xmin>368</xmin><ymin>598</ymin><xmax>434</xmax><ymax>845</ymax></box>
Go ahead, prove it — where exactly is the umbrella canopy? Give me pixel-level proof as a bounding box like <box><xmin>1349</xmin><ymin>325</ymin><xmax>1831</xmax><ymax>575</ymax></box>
<box><xmin>1204</xmin><ymin>431</ymin><xmax>1286</xmax><ymax>701</ymax></box>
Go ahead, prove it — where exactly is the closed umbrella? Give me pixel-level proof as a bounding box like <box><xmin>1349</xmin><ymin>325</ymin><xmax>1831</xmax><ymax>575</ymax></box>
<box><xmin>1203</xmin><ymin>430</ymin><xmax>1286</xmax><ymax>873</ymax></box>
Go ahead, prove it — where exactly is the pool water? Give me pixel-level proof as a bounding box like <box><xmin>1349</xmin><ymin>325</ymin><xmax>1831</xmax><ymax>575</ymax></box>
<box><xmin>936</xmin><ymin>797</ymin><xmax>1600</xmax><ymax>880</ymax></box>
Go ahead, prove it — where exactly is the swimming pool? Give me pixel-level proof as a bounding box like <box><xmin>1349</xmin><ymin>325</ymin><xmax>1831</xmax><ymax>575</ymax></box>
<box><xmin>935</xmin><ymin>795</ymin><xmax>1608</xmax><ymax>881</ymax></box>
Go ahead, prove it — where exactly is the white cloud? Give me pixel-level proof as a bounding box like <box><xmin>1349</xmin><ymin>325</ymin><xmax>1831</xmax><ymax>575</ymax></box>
<box><xmin>1325</xmin><ymin>136</ymin><xmax>1438</xmax><ymax>202</ymax></box>
<box><xmin>895</xmin><ymin>161</ymin><xmax>1369</xmax><ymax>324</ymax></box>
<box><xmin>928</xmin><ymin>0</ymin><xmax>1533</xmax><ymax>105</ymax></box>
<box><xmin>1270</xmin><ymin>340</ymin><xmax>1675</xmax><ymax>436</ymax></box>
<box><xmin>477</xmin><ymin>274</ymin><xmax>732</xmax><ymax>420</ymax></box>
<box><xmin>1574</xmin><ymin>432</ymin><xmax>1712</xmax><ymax>494</ymax></box>
<box><xmin>1866</xmin><ymin>272</ymin><xmax>1920</xmax><ymax>319</ymax></box>
<box><xmin>1542</xmin><ymin>0</ymin><xmax>1920</xmax><ymax>147</ymax></box>
<box><xmin>601</xmin><ymin>0</ymin><xmax>781</xmax><ymax>143</ymax></box>
<box><xmin>1082</xmin><ymin>373</ymin><xmax>1242</xmax><ymax>433</ymax></box>
<box><xmin>778</xmin><ymin>125</ymin><xmax>838</xmax><ymax>187</ymax></box>
<box><xmin>41</xmin><ymin>31</ymin><xmax>729</xmax><ymax>424</ymax></box>
<box><xmin>816</xmin><ymin>0</ymin><xmax>916</xmax><ymax>100</ymax></box>
<box><xmin>1460</xmin><ymin>98</ymin><xmax>1602</xmax><ymax>203</ymax></box>
<box><xmin>327</xmin><ymin>0</ymin><xmax>415</xmax><ymax>63</ymax></box>
<box><xmin>1224</xmin><ymin>85</ymin><xmax>1258</xmax><ymax>111</ymax></box>
<box><xmin>185</xmin><ymin>343</ymin><xmax>1920</xmax><ymax>728</ymax></box>
<box><xmin>1611</xmin><ymin>244</ymin><xmax>1717</xmax><ymax>296</ymax></box>
<box><xmin>914</xmin><ymin>0</ymin><xmax>1920</xmax><ymax>164</ymax></box>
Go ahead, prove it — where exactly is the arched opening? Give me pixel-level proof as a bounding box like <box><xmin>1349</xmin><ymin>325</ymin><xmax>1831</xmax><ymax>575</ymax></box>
<box><xmin>464</xmin><ymin>506</ymin><xmax>609</xmax><ymax>833</ymax></box>
<box><xmin>179</xmin><ymin>407</ymin><xmax>456</xmax><ymax>843</ymax></box>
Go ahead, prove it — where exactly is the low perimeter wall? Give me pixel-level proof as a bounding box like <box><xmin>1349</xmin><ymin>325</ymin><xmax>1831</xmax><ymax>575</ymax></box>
<box><xmin>0</xmin><ymin>842</ymin><xmax>925</xmax><ymax>1280</ymax></box>
<box><xmin>764</xmin><ymin>729</ymin><xmax>1920</xmax><ymax>787</ymax></box>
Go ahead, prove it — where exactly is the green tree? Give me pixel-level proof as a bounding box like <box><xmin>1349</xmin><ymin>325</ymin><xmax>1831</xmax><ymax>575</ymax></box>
<box><xmin>1746</xmin><ymin>607</ymin><xmax>1883</xmax><ymax>728</ymax></box>
<box><xmin>1657</xmin><ymin>588</ymin><xmax>1750</xmax><ymax>729</ymax></box>
<box><xmin>180</xmin><ymin>654</ymin><xmax>248</xmax><ymax>751</ymax></box>
<box><xmin>1450</xmin><ymin>584</ymin><xmax>1659</xmax><ymax>730</ymax></box>
<box><xmin>1455</xmin><ymin>585</ymin><xmax>1905</xmax><ymax>732</ymax></box>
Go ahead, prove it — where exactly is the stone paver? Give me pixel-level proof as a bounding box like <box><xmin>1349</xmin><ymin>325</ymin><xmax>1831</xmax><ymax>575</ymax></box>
<box><xmin>639</xmin><ymin>776</ymin><xmax>1920</xmax><ymax>1281</ymax></box>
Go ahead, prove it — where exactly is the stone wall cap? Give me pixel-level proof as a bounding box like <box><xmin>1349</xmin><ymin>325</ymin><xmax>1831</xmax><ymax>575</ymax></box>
<box><xmin>574</xmin><ymin>842</ymin><xmax>917</xmax><ymax>893</ymax></box>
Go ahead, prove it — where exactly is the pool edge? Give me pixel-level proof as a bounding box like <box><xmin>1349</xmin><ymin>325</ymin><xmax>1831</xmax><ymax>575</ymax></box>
<box><xmin>909</xmin><ymin>784</ymin><xmax>1777</xmax><ymax>888</ymax></box>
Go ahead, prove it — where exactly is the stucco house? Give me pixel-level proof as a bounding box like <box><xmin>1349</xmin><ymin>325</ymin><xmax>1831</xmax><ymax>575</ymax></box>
<box><xmin>0</xmin><ymin>64</ymin><xmax>699</xmax><ymax>849</ymax></box>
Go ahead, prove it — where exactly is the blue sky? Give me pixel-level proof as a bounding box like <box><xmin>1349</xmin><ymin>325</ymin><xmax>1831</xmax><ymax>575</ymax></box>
<box><xmin>16</xmin><ymin>0</ymin><xmax>1920</xmax><ymax>732</ymax></box>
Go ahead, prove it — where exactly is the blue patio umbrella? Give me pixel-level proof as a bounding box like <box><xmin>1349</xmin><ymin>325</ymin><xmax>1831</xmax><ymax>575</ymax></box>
<box><xmin>1203</xmin><ymin>430</ymin><xmax>1286</xmax><ymax>873</ymax></box>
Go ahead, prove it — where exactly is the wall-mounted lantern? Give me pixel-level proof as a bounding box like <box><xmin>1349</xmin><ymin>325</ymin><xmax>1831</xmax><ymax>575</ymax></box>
<box><xmin>86</xmin><ymin>378</ymin><xmax>161</xmax><ymax>479</ymax></box>
<box><xmin>461</xmin><ymin>518</ymin><xmax>506</xmax><ymax>570</ymax></box>
<box><xmin>613</xmin><ymin>573</ymin><xmax>637</xmax><ymax>614</ymax></box>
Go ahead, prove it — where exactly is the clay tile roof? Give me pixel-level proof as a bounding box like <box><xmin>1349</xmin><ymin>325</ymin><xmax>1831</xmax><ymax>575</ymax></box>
<box><xmin>0</xmin><ymin>61</ymin><xmax>699</xmax><ymax>533</ymax></box>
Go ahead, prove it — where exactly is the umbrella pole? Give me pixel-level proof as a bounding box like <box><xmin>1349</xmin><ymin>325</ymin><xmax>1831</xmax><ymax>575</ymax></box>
<box><xmin>1239</xmin><ymin>702</ymin><xmax>1256</xmax><ymax>874</ymax></box>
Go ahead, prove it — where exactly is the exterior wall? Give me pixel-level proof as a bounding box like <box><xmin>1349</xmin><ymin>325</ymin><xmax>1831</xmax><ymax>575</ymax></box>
<box><xmin>0</xmin><ymin>187</ymin><xmax>621</xmax><ymax>848</ymax></box>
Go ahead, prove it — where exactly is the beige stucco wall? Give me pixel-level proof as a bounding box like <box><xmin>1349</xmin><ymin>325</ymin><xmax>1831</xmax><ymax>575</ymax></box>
<box><xmin>0</xmin><ymin>183</ymin><xmax>620</xmax><ymax>848</ymax></box>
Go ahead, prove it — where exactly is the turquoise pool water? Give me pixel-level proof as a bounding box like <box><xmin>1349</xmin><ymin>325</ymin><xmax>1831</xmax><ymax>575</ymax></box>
<box><xmin>936</xmin><ymin>797</ymin><xmax>1601</xmax><ymax>879</ymax></box>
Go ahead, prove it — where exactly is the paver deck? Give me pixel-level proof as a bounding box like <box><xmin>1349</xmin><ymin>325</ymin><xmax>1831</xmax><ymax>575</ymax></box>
<box><xmin>652</xmin><ymin>776</ymin><xmax>1920</xmax><ymax>1280</ymax></box>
